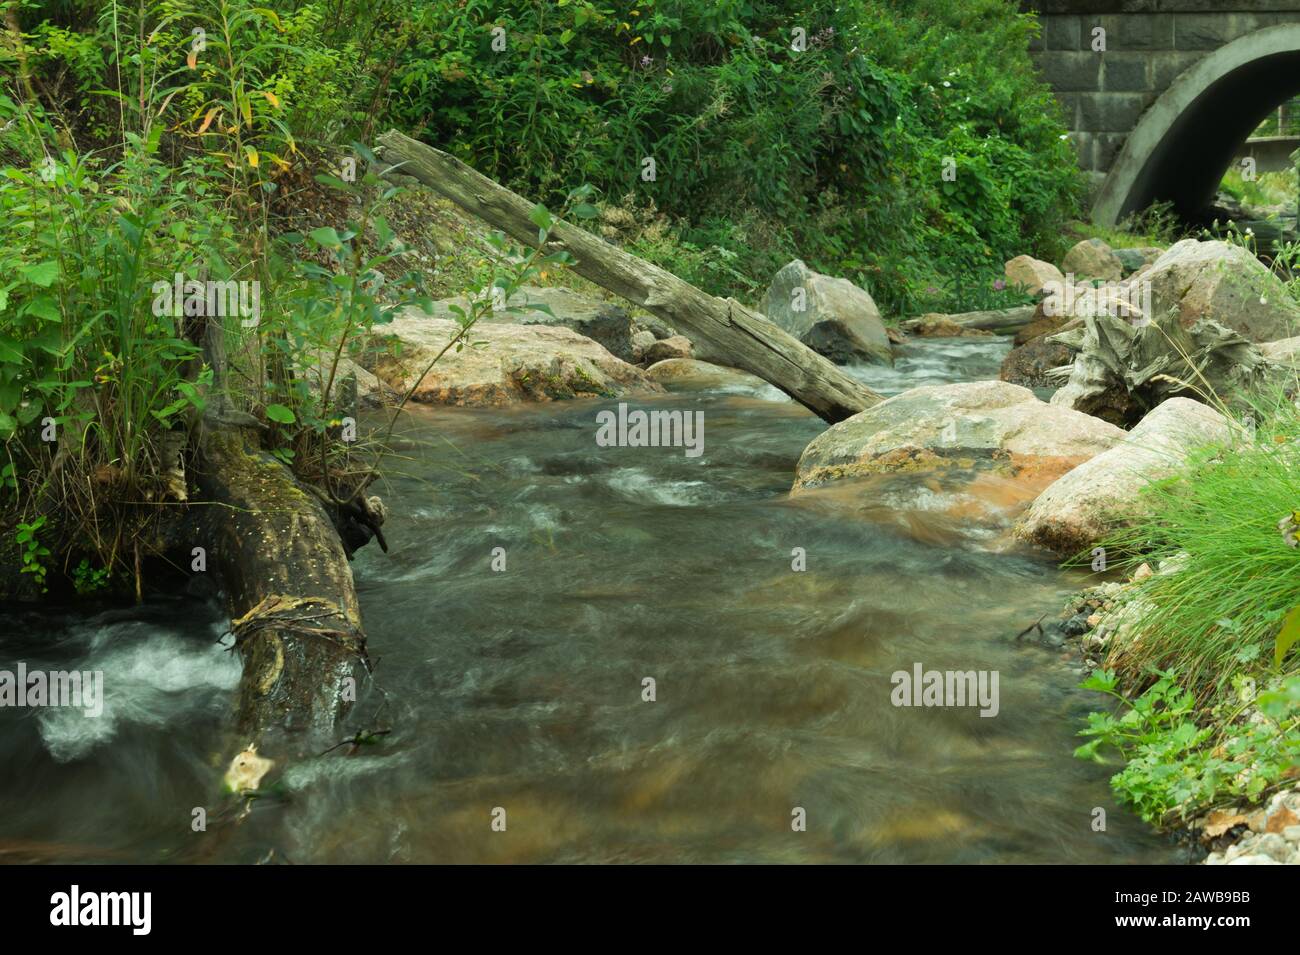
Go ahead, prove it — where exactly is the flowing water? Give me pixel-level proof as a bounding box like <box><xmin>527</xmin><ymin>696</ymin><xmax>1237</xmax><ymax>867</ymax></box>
<box><xmin>0</xmin><ymin>338</ymin><xmax>1187</xmax><ymax>864</ymax></box>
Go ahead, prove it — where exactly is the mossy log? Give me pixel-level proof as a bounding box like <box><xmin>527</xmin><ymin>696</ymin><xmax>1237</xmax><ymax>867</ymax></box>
<box><xmin>197</xmin><ymin>423</ymin><xmax>368</xmax><ymax>749</ymax></box>
<box><xmin>375</xmin><ymin>129</ymin><xmax>881</xmax><ymax>424</ymax></box>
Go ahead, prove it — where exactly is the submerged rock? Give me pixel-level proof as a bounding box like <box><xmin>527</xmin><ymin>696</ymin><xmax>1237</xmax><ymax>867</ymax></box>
<box><xmin>760</xmin><ymin>259</ymin><xmax>893</xmax><ymax>365</ymax></box>
<box><xmin>791</xmin><ymin>380</ymin><xmax>1124</xmax><ymax>491</ymax></box>
<box><xmin>644</xmin><ymin>358</ymin><xmax>778</xmax><ymax>396</ymax></box>
<box><xmin>1014</xmin><ymin>397</ymin><xmax>1235</xmax><ymax>556</ymax></box>
<box><xmin>364</xmin><ymin>311</ymin><xmax>658</xmax><ymax>406</ymax></box>
<box><xmin>999</xmin><ymin>335</ymin><xmax>1074</xmax><ymax>389</ymax></box>
<box><xmin>899</xmin><ymin>314</ymin><xmax>995</xmax><ymax>339</ymax></box>
<box><xmin>641</xmin><ymin>334</ymin><xmax>693</xmax><ymax>364</ymax></box>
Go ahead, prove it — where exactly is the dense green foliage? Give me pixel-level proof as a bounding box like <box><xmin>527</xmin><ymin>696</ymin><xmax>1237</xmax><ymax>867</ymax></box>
<box><xmin>1077</xmin><ymin>393</ymin><xmax>1300</xmax><ymax>825</ymax></box>
<box><xmin>1077</xmin><ymin>669</ymin><xmax>1300</xmax><ymax>826</ymax></box>
<box><xmin>392</xmin><ymin>0</ymin><xmax>1081</xmax><ymax>311</ymax></box>
<box><xmin>1105</xmin><ymin>429</ymin><xmax>1300</xmax><ymax>693</ymax></box>
<box><xmin>7</xmin><ymin>0</ymin><xmax>1081</xmax><ymax>314</ymax></box>
<box><xmin>0</xmin><ymin>0</ymin><xmax>1080</xmax><ymax>585</ymax></box>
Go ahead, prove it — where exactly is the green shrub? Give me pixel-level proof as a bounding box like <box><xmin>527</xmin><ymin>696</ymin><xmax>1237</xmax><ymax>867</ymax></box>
<box><xmin>1078</xmin><ymin>392</ymin><xmax>1300</xmax><ymax>825</ymax></box>
<box><xmin>1220</xmin><ymin>165</ymin><xmax>1296</xmax><ymax>211</ymax></box>
<box><xmin>0</xmin><ymin>104</ymin><xmax>227</xmax><ymax>492</ymax></box>
<box><xmin>1077</xmin><ymin>669</ymin><xmax>1300</xmax><ymax>826</ymax></box>
<box><xmin>390</xmin><ymin>0</ymin><xmax>1081</xmax><ymax>312</ymax></box>
<box><xmin>14</xmin><ymin>1</ymin><xmax>1082</xmax><ymax>315</ymax></box>
<box><xmin>1100</xmin><ymin>397</ymin><xmax>1300</xmax><ymax>696</ymax></box>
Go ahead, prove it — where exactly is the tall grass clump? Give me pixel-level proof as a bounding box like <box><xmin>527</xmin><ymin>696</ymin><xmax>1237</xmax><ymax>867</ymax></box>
<box><xmin>1101</xmin><ymin>394</ymin><xmax>1300</xmax><ymax>696</ymax></box>
<box><xmin>1076</xmin><ymin>390</ymin><xmax>1300</xmax><ymax>825</ymax></box>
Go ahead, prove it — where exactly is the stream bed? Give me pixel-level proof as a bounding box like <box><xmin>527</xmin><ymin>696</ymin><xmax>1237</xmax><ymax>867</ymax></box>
<box><xmin>0</xmin><ymin>338</ymin><xmax>1188</xmax><ymax>864</ymax></box>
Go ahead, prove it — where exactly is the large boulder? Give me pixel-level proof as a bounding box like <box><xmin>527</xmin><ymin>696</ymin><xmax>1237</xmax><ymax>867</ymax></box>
<box><xmin>760</xmin><ymin>259</ymin><xmax>893</xmax><ymax>365</ymax></box>
<box><xmin>792</xmin><ymin>381</ymin><xmax>1125</xmax><ymax>491</ymax></box>
<box><xmin>363</xmin><ymin>310</ymin><xmax>658</xmax><ymax>406</ymax></box>
<box><xmin>303</xmin><ymin>358</ymin><xmax>384</xmax><ymax>404</ymax></box>
<box><xmin>1142</xmin><ymin>239</ymin><xmax>1300</xmax><ymax>342</ymax></box>
<box><xmin>1062</xmin><ymin>238</ymin><xmax>1124</xmax><ymax>283</ymax></box>
<box><xmin>1004</xmin><ymin>255</ymin><xmax>1065</xmax><ymax>296</ymax></box>
<box><xmin>1014</xmin><ymin>398</ymin><xmax>1235</xmax><ymax>556</ymax></box>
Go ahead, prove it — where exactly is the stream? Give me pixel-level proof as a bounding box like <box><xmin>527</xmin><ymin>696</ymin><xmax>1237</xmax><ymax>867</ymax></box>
<box><xmin>0</xmin><ymin>337</ymin><xmax>1188</xmax><ymax>864</ymax></box>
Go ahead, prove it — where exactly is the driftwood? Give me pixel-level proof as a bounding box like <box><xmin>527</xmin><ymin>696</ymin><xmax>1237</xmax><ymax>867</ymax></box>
<box><xmin>375</xmin><ymin>129</ymin><xmax>881</xmax><ymax>424</ymax></box>
<box><xmin>946</xmin><ymin>305</ymin><xmax>1037</xmax><ymax>333</ymax></box>
<box><xmin>900</xmin><ymin>305</ymin><xmax>1036</xmax><ymax>339</ymax></box>
<box><xmin>197</xmin><ymin>422</ymin><xmax>368</xmax><ymax>747</ymax></box>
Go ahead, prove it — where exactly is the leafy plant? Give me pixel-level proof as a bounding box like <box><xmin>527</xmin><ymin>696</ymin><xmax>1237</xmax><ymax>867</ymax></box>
<box><xmin>71</xmin><ymin>556</ymin><xmax>110</xmax><ymax>595</ymax></box>
<box><xmin>1097</xmin><ymin>391</ymin><xmax>1300</xmax><ymax>697</ymax></box>
<box><xmin>1077</xmin><ymin>669</ymin><xmax>1300</xmax><ymax>826</ymax></box>
<box><xmin>15</xmin><ymin>515</ymin><xmax>51</xmax><ymax>592</ymax></box>
<box><xmin>387</xmin><ymin>0</ymin><xmax>1080</xmax><ymax>313</ymax></box>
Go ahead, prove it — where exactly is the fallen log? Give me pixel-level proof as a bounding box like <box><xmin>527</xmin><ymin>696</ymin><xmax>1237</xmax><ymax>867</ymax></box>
<box><xmin>375</xmin><ymin>129</ymin><xmax>881</xmax><ymax>424</ymax></box>
<box><xmin>196</xmin><ymin>421</ymin><xmax>368</xmax><ymax>747</ymax></box>
<box><xmin>947</xmin><ymin>305</ymin><xmax>1037</xmax><ymax>333</ymax></box>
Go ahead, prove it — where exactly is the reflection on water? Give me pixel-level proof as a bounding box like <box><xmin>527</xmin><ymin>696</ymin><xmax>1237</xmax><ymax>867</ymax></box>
<box><xmin>0</xmin><ymin>338</ymin><xmax>1186</xmax><ymax>863</ymax></box>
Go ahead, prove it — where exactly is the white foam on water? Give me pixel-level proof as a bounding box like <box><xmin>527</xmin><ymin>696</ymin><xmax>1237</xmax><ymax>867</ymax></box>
<box><xmin>714</xmin><ymin>380</ymin><xmax>789</xmax><ymax>402</ymax></box>
<box><xmin>604</xmin><ymin>467</ymin><xmax>712</xmax><ymax>507</ymax></box>
<box><xmin>284</xmin><ymin>751</ymin><xmax>408</xmax><ymax>791</ymax></box>
<box><xmin>37</xmin><ymin>624</ymin><xmax>240</xmax><ymax>762</ymax></box>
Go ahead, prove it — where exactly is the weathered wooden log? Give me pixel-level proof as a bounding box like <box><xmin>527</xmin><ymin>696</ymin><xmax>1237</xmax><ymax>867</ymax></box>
<box><xmin>948</xmin><ymin>305</ymin><xmax>1038</xmax><ymax>333</ymax></box>
<box><xmin>375</xmin><ymin>129</ymin><xmax>881</xmax><ymax>424</ymax></box>
<box><xmin>900</xmin><ymin>305</ymin><xmax>1037</xmax><ymax>338</ymax></box>
<box><xmin>196</xmin><ymin>422</ymin><xmax>368</xmax><ymax>748</ymax></box>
